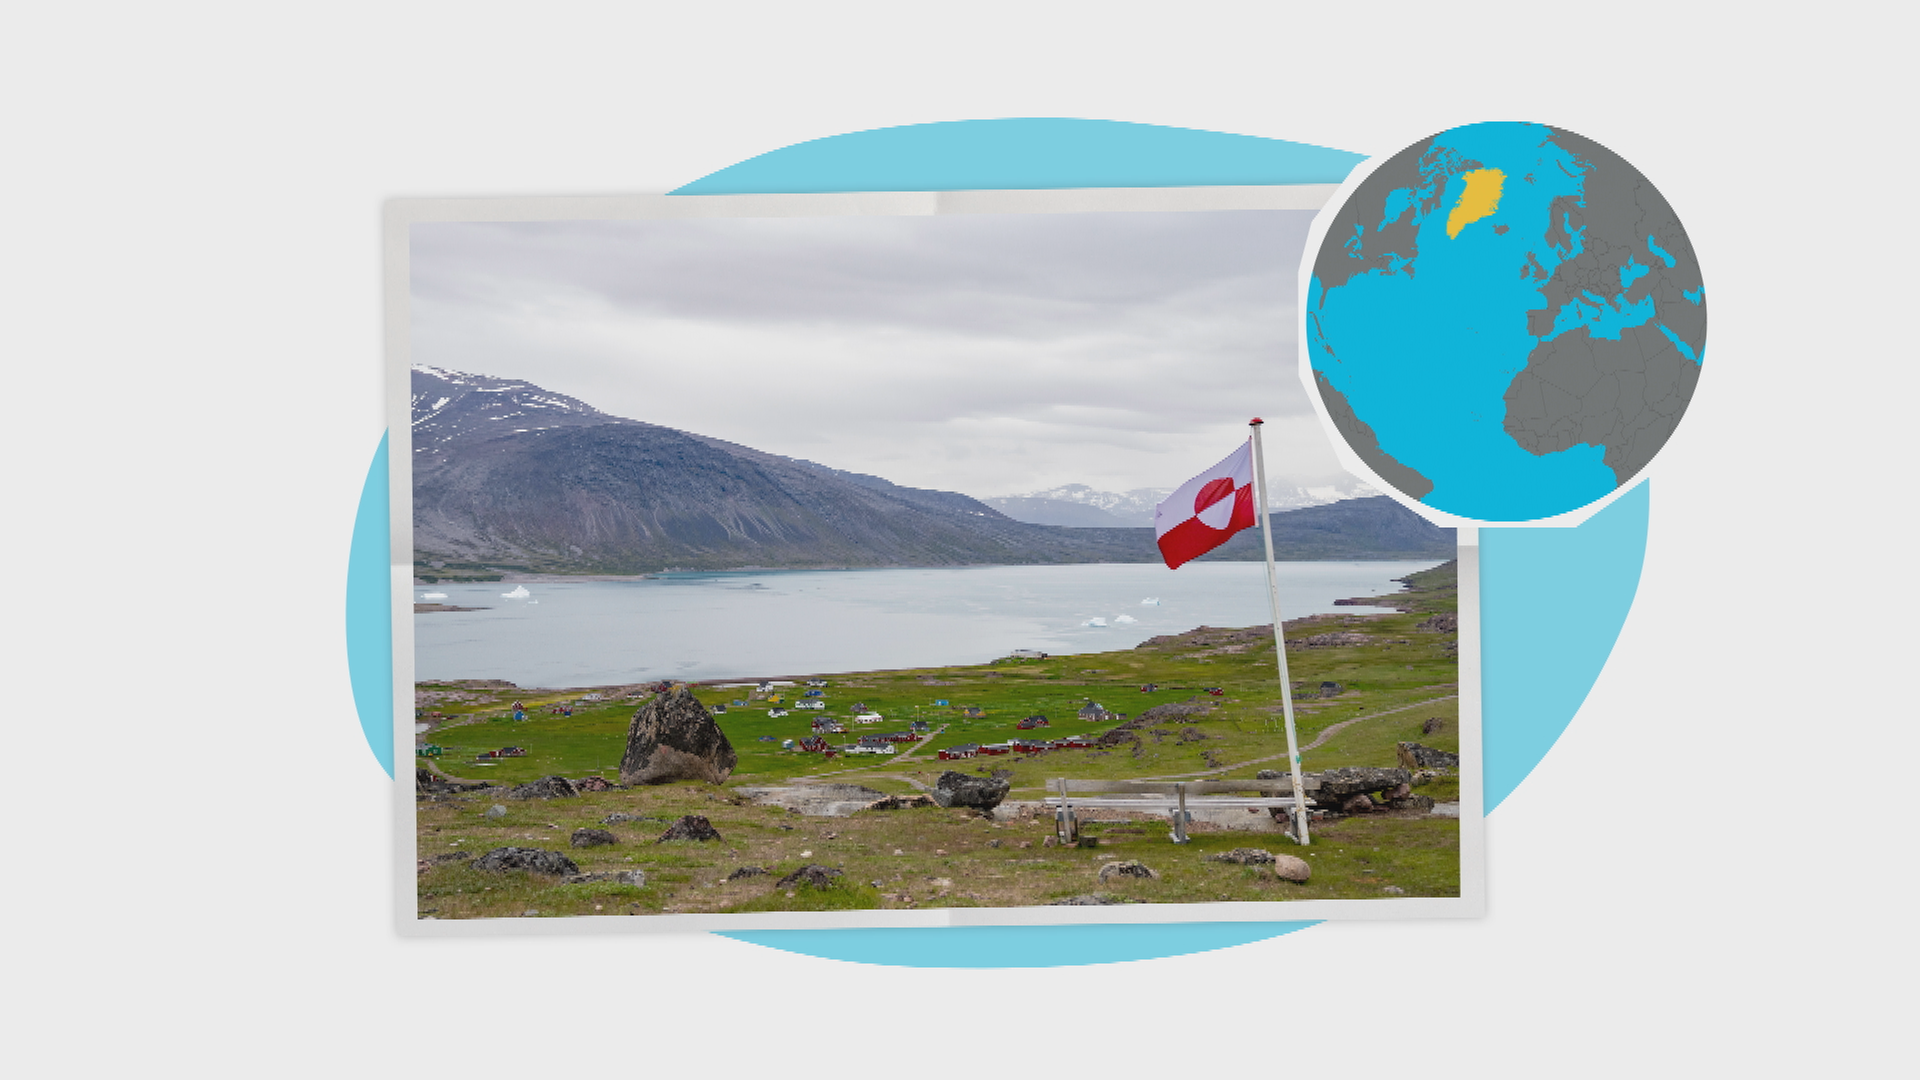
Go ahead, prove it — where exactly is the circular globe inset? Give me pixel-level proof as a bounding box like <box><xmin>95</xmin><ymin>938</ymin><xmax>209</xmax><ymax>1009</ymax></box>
<box><xmin>1306</xmin><ymin>121</ymin><xmax>1705</xmax><ymax>521</ymax></box>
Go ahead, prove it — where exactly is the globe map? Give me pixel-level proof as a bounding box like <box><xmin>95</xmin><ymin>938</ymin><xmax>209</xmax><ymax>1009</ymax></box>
<box><xmin>1308</xmin><ymin>122</ymin><xmax>1706</xmax><ymax>521</ymax></box>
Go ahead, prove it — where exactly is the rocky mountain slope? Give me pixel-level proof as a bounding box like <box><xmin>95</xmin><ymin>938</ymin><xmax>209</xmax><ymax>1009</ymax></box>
<box><xmin>410</xmin><ymin>367</ymin><xmax>1454</xmax><ymax>576</ymax></box>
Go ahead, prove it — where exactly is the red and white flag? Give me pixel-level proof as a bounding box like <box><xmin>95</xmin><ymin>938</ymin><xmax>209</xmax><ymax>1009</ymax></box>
<box><xmin>1154</xmin><ymin>440</ymin><xmax>1258</xmax><ymax>569</ymax></box>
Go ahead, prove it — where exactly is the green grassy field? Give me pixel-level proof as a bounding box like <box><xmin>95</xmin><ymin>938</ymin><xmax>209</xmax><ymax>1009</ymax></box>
<box><xmin>415</xmin><ymin>560</ymin><xmax>1463</xmax><ymax>917</ymax></box>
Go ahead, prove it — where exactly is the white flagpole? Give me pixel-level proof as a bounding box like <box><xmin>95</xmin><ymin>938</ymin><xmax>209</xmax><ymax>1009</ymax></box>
<box><xmin>1249</xmin><ymin>419</ymin><xmax>1310</xmax><ymax>845</ymax></box>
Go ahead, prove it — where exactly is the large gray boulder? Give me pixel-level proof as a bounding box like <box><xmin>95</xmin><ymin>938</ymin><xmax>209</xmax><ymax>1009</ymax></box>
<box><xmin>1314</xmin><ymin>766</ymin><xmax>1412</xmax><ymax>804</ymax></box>
<box><xmin>472</xmin><ymin>847</ymin><xmax>580</xmax><ymax>876</ymax></box>
<box><xmin>619</xmin><ymin>687</ymin><xmax>738</xmax><ymax>785</ymax></box>
<box><xmin>930</xmin><ymin>770</ymin><xmax>1010</xmax><ymax>811</ymax></box>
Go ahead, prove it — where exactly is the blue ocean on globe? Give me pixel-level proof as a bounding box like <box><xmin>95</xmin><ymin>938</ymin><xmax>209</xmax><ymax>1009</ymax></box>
<box><xmin>1308</xmin><ymin>121</ymin><xmax>1705</xmax><ymax>522</ymax></box>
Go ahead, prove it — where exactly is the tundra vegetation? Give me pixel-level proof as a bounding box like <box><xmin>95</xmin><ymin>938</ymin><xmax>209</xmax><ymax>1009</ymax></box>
<box><xmin>415</xmin><ymin>561</ymin><xmax>1462</xmax><ymax>919</ymax></box>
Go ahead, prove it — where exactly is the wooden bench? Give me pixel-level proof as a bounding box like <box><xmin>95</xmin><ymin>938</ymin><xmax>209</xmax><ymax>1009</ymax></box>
<box><xmin>1043</xmin><ymin>777</ymin><xmax>1320</xmax><ymax>845</ymax></box>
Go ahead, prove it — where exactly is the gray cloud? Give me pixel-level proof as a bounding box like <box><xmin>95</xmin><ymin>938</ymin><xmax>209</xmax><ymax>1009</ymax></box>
<box><xmin>410</xmin><ymin>209</ymin><xmax>1358</xmax><ymax>496</ymax></box>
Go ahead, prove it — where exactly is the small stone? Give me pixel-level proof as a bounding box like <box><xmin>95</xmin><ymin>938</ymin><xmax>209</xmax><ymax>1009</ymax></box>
<box><xmin>522</xmin><ymin>910</ymin><xmax>539</xmax><ymax>917</ymax></box>
<box><xmin>471</xmin><ymin>846</ymin><xmax>580</xmax><ymax>876</ymax></box>
<box><xmin>1340</xmin><ymin>793</ymin><xmax>1375</xmax><ymax>814</ymax></box>
<box><xmin>726</xmin><ymin>866</ymin><xmax>768</xmax><ymax>881</ymax></box>
<box><xmin>933</xmin><ymin>849</ymin><xmax>947</xmax><ymax>856</ymax></box>
<box><xmin>1097</xmin><ymin>860</ymin><xmax>1158</xmax><ymax>882</ymax></box>
<box><xmin>799</xmin><ymin>850</ymin><xmax>812</xmax><ymax>858</ymax></box>
<box><xmin>777</xmin><ymin>864</ymin><xmax>844</xmax><ymax>890</ymax></box>
<box><xmin>1383</xmin><ymin>885</ymin><xmax>1406</xmax><ymax>895</ymax></box>
<box><xmin>656</xmin><ymin>815</ymin><xmax>722</xmax><ymax>842</ymax></box>
<box><xmin>1271</xmin><ymin>855</ymin><xmax>1311</xmax><ymax>883</ymax></box>
<box><xmin>987</xmin><ymin>839</ymin><xmax>1003</xmax><ymax>849</ymax></box>
<box><xmin>570</xmin><ymin>828</ymin><xmax>618</xmax><ymax>848</ymax></box>
<box><xmin>484</xmin><ymin>805</ymin><xmax>508</xmax><ymax>819</ymax></box>
<box><xmin>893</xmin><ymin>849</ymin><xmax>905</xmax><ymax>856</ymax></box>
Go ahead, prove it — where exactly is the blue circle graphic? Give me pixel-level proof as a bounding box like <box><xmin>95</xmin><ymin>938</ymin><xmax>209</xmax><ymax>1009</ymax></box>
<box><xmin>350</xmin><ymin>118</ymin><xmax>1652</xmax><ymax>967</ymax></box>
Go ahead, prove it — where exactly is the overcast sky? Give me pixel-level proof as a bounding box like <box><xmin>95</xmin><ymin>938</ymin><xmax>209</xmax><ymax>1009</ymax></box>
<box><xmin>409</xmin><ymin>209</ymin><xmax>1361</xmax><ymax>499</ymax></box>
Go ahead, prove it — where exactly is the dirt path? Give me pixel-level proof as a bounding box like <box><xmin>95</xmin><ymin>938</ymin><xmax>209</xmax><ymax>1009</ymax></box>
<box><xmin>1138</xmin><ymin>693</ymin><xmax>1458</xmax><ymax>781</ymax></box>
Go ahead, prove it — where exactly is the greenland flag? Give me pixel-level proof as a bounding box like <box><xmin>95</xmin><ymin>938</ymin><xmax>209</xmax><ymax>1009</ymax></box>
<box><xmin>1154</xmin><ymin>440</ymin><xmax>1258</xmax><ymax>569</ymax></box>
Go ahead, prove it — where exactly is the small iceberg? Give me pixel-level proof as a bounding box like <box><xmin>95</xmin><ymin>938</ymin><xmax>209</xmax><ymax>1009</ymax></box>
<box><xmin>420</xmin><ymin>592</ymin><xmax>447</xmax><ymax>600</ymax></box>
<box><xmin>1141</xmin><ymin>598</ymin><xmax>1160</xmax><ymax>606</ymax></box>
<box><xmin>1082</xmin><ymin>617</ymin><xmax>1108</xmax><ymax>628</ymax></box>
<box><xmin>501</xmin><ymin>585</ymin><xmax>531</xmax><ymax>599</ymax></box>
<box><xmin>1113</xmin><ymin>614</ymin><xmax>1137</xmax><ymax>624</ymax></box>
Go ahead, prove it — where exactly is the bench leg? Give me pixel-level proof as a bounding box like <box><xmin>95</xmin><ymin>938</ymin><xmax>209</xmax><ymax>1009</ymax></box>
<box><xmin>1169</xmin><ymin>810</ymin><xmax>1190</xmax><ymax>844</ymax></box>
<box><xmin>1055</xmin><ymin>806</ymin><xmax>1078</xmax><ymax>843</ymax></box>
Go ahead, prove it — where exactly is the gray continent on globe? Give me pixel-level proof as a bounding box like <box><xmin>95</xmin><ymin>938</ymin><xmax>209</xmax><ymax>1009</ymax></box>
<box><xmin>1310</xmin><ymin>127</ymin><xmax>1706</xmax><ymax>497</ymax></box>
<box><xmin>1502</xmin><ymin>127</ymin><xmax>1704</xmax><ymax>486</ymax></box>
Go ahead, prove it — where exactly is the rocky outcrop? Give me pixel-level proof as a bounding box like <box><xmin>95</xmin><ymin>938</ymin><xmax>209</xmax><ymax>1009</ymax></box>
<box><xmin>472</xmin><ymin>847</ymin><xmax>580</xmax><ymax>876</ymax></box>
<box><xmin>570</xmin><ymin>828</ymin><xmax>618</xmax><ymax>848</ymax></box>
<box><xmin>619</xmin><ymin>688</ymin><xmax>738</xmax><ymax>785</ymax></box>
<box><xmin>1097</xmin><ymin>860</ymin><xmax>1158</xmax><ymax>882</ymax></box>
<box><xmin>1315</xmin><ymin>766</ymin><xmax>1413</xmax><ymax>805</ymax></box>
<box><xmin>574</xmin><ymin>776</ymin><xmax>616</xmax><ymax>792</ymax></box>
<box><xmin>657</xmin><ymin>814</ymin><xmax>722</xmax><ymax>842</ymax></box>
<box><xmin>776</xmin><ymin>864</ymin><xmax>842</xmax><ymax>889</ymax></box>
<box><xmin>1417</xmin><ymin>613</ymin><xmax>1458</xmax><ymax>632</ymax></box>
<box><xmin>864</xmin><ymin>793</ymin><xmax>938</xmax><ymax>811</ymax></box>
<box><xmin>562</xmin><ymin>869</ymin><xmax>646</xmax><ymax>886</ymax></box>
<box><xmin>1049</xmin><ymin>893</ymin><xmax>1132</xmax><ymax>905</ymax></box>
<box><xmin>1421</xmin><ymin>716</ymin><xmax>1447</xmax><ymax>735</ymax></box>
<box><xmin>506</xmin><ymin>775</ymin><xmax>579</xmax><ymax>800</ymax></box>
<box><xmin>1397</xmin><ymin>742</ymin><xmax>1460</xmax><ymax>770</ymax></box>
<box><xmin>726</xmin><ymin>866</ymin><xmax>768</xmax><ymax>881</ymax></box>
<box><xmin>930</xmin><ymin>771</ymin><xmax>1010</xmax><ymax>811</ymax></box>
<box><xmin>1388</xmin><ymin>794</ymin><xmax>1436</xmax><ymax>812</ymax></box>
<box><xmin>1207</xmin><ymin>848</ymin><xmax>1276</xmax><ymax>865</ymax></box>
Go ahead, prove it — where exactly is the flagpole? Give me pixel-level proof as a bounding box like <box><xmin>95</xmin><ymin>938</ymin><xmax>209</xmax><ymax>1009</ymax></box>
<box><xmin>1249</xmin><ymin>419</ymin><xmax>1310</xmax><ymax>845</ymax></box>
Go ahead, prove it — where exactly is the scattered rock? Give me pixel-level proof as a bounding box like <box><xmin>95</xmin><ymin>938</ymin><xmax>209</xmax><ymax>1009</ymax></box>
<box><xmin>1097</xmin><ymin>860</ymin><xmax>1158</xmax><ymax>882</ymax></box>
<box><xmin>1340</xmin><ymin>793</ymin><xmax>1376</xmax><ymax>814</ymax></box>
<box><xmin>776</xmin><ymin>864</ymin><xmax>843</xmax><ymax>889</ymax></box>
<box><xmin>1207</xmin><ymin>848</ymin><xmax>1276</xmax><ymax>865</ymax></box>
<box><xmin>570</xmin><ymin>828</ymin><xmax>618</xmax><ymax>848</ymax></box>
<box><xmin>471</xmin><ymin>847</ymin><xmax>580</xmax><ymax>876</ymax></box>
<box><xmin>1385</xmin><ymin>783</ymin><xmax>1412</xmax><ymax>800</ymax></box>
<box><xmin>1271</xmin><ymin>855</ymin><xmax>1311</xmax><ymax>883</ymax></box>
<box><xmin>1388</xmin><ymin>794</ymin><xmax>1437</xmax><ymax>812</ymax></box>
<box><xmin>657</xmin><ymin>815</ymin><xmax>722</xmax><ymax>842</ymax></box>
<box><xmin>930</xmin><ymin>770</ymin><xmax>1010</xmax><ymax>811</ymax></box>
<box><xmin>1397</xmin><ymin>742</ymin><xmax>1460</xmax><ymax>770</ymax></box>
<box><xmin>1383</xmin><ymin>885</ymin><xmax>1406</xmax><ymax>895</ymax></box>
<box><xmin>619</xmin><ymin>687</ymin><xmax>738</xmax><ymax>786</ymax></box>
<box><xmin>1049</xmin><ymin>893</ymin><xmax>1132</xmax><ymax>906</ymax></box>
<box><xmin>601</xmin><ymin>812</ymin><xmax>656</xmax><ymax>825</ymax></box>
<box><xmin>726</xmin><ymin>866</ymin><xmax>768</xmax><ymax>881</ymax></box>
<box><xmin>562</xmin><ymin>869</ymin><xmax>647</xmax><ymax>887</ymax></box>
<box><xmin>430</xmin><ymin>852</ymin><xmax>472</xmax><ymax>865</ymax></box>
<box><xmin>1421</xmin><ymin>716</ymin><xmax>1447</xmax><ymax>735</ymax></box>
<box><xmin>573</xmin><ymin>776</ymin><xmax>615</xmax><ymax>792</ymax></box>
<box><xmin>1410</xmin><ymin>769</ymin><xmax>1448</xmax><ymax>786</ymax></box>
<box><xmin>484</xmin><ymin>805</ymin><xmax>508</xmax><ymax>819</ymax></box>
<box><xmin>506</xmin><ymin>775</ymin><xmax>579</xmax><ymax>800</ymax></box>
<box><xmin>1417</xmin><ymin>613</ymin><xmax>1458</xmax><ymax>633</ymax></box>
<box><xmin>986</xmin><ymin>839</ymin><xmax>1003</xmax><ymax>849</ymax></box>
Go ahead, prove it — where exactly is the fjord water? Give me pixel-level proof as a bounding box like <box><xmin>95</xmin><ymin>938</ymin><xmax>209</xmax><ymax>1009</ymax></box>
<box><xmin>414</xmin><ymin>561</ymin><xmax>1441</xmax><ymax>689</ymax></box>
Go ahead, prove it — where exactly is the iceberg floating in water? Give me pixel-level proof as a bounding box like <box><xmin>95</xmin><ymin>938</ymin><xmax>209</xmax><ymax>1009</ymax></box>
<box><xmin>1113</xmin><ymin>614</ymin><xmax>1137</xmax><ymax>624</ymax></box>
<box><xmin>1082</xmin><ymin>617</ymin><xmax>1108</xmax><ymax>628</ymax></box>
<box><xmin>1141</xmin><ymin>598</ymin><xmax>1160</xmax><ymax>606</ymax></box>
<box><xmin>501</xmin><ymin>585</ymin><xmax>531</xmax><ymax>599</ymax></box>
<box><xmin>420</xmin><ymin>592</ymin><xmax>447</xmax><ymax>600</ymax></box>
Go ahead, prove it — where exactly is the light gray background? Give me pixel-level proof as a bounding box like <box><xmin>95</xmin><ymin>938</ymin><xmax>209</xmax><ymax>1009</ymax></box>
<box><xmin>4</xmin><ymin>5</ymin><xmax>1904</xmax><ymax>1077</ymax></box>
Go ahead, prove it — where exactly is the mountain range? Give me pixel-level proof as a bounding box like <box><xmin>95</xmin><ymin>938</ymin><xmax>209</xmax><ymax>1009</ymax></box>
<box><xmin>982</xmin><ymin>478</ymin><xmax>1380</xmax><ymax>528</ymax></box>
<box><xmin>410</xmin><ymin>366</ymin><xmax>1454</xmax><ymax>577</ymax></box>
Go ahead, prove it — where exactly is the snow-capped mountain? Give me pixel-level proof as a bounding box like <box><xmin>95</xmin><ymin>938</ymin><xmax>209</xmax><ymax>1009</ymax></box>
<box><xmin>985</xmin><ymin>479</ymin><xmax>1381</xmax><ymax>528</ymax></box>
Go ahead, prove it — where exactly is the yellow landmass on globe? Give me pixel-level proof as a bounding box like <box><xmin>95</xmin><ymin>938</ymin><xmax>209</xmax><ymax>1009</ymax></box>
<box><xmin>1445</xmin><ymin>168</ymin><xmax>1506</xmax><ymax>238</ymax></box>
